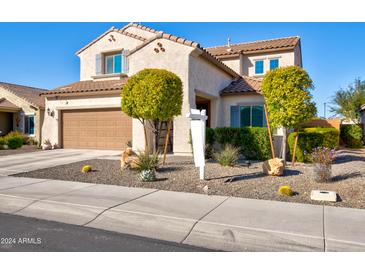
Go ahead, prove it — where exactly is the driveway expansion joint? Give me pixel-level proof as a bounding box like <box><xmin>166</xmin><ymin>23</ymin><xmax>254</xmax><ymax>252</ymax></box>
<box><xmin>82</xmin><ymin>189</ymin><xmax>160</xmax><ymax>227</ymax></box>
<box><xmin>180</xmin><ymin>196</ymin><xmax>230</xmax><ymax>244</ymax></box>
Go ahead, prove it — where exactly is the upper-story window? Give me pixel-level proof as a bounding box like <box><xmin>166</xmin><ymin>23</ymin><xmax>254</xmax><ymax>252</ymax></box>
<box><xmin>270</xmin><ymin>59</ymin><xmax>279</xmax><ymax>70</ymax></box>
<box><xmin>255</xmin><ymin>60</ymin><xmax>264</xmax><ymax>75</ymax></box>
<box><xmin>105</xmin><ymin>53</ymin><xmax>122</xmax><ymax>74</ymax></box>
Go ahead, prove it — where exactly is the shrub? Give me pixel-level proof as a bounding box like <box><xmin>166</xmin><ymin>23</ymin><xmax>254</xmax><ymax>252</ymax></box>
<box><xmin>340</xmin><ymin>124</ymin><xmax>363</xmax><ymax>148</ymax></box>
<box><xmin>6</xmin><ymin>136</ymin><xmax>23</xmax><ymax>149</ymax></box>
<box><xmin>0</xmin><ymin>137</ymin><xmax>6</xmax><ymax>149</ymax></box>
<box><xmin>215</xmin><ymin>127</ymin><xmax>271</xmax><ymax>160</ymax></box>
<box><xmin>214</xmin><ymin>144</ymin><xmax>240</xmax><ymax>167</ymax></box>
<box><xmin>135</xmin><ymin>151</ymin><xmax>159</xmax><ymax>172</ymax></box>
<box><xmin>206</xmin><ymin>128</ymin><xmax>216</xmax><ymax>146</ymax></box>
<box><xmin>288</xmin><ymin>127</ymin><xmax>339</xmax><ymax>162</ymax></box>
<box><xmin>278</xmin><ymin>186</ymin><xmax>294</xmax><ymax>197</ymax></box>
<box><xmin>81</xmin><ymin>165</ymin><xmax>92</xmax><ymax>173</ymax></box>
<box><xmin>311</xmin><ymin>147</ymin><xmax>336</xmax><ymax>165</ymax></box>
<box><xmin>205</xmin><ymin>128</ymin><xmax>216</xmax><ymax>159</ymax></box>
<box><xmin>6</xmin><ymin>131</ymin><xmax>29</xmax><ymax>145</ymax></box>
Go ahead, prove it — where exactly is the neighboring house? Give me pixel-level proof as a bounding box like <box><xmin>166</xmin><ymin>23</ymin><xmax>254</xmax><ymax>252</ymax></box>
<box><xmin>41</xmin><ymin>23</ymin><xmax>302</xmax><ymax>154</ymax></box>
<box><xmin>0</xmin><ymin>82</ymin><xmax>47</xmax><ymax>143</ymax></box>
<box><xmin>360</xmin><ymin>104</ymin><xmax>365</xmax><ymax>141</ymax></box>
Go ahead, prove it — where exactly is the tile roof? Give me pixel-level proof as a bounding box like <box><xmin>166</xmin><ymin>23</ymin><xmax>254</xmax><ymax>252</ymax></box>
<box><xmin>0</xmin><ymin>82</ymin><xmax>47</xmax><ymax>108</ymax></box>
<box><xmin>0</xmin><ymin>97</ymin><xmax>21</xmax><ymax>110</ymax></box>
<box><xmin>220</xmin><ymin>76</ymin><xmax>262</xmax><ymax>95</ymax></box>
<box><xmin>42</xmin><ymin>79</ymin><xmax>128</xmax><ymax>96</ymax></box>
<box><xmin>206</xmin><ymin>36</ymin><xmax>300</xmax><ymax>58</ymax></box>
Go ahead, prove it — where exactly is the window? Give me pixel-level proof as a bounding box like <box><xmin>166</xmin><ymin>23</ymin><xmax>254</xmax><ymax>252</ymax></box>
<box><xmin>230</xmin><ymin>105</ymin><xmax>266</xmax><ymax>127</ymax></box>
<box><xmin>270</xmin><ymin>59</ymin><xmax>279</xmax><ymax>70</ymax></box>
<box><xmin>105</xmin><ymin>53</ymin><xmax>122</xmax><ymax>74</ymax></box>
<box><xmin>24</xmin><ymin>115</ymin><xmax>35</xmax><ymax>135</ymax></box>
<box><xmin>255</xmin><ymin>60</ymin><xmax>264</xmax><ymax>74</ymax></box>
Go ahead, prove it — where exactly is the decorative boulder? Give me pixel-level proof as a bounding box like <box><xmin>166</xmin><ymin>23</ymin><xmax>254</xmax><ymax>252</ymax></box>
<box><xmin>262</xmin><ymin>158</ymin><xmax>285</xmax><ymax>176</ymax></box>
<box><xmin>120</xmin><ymin>147</ymin><xmax>136</xmax><ymax>169</ymax></box>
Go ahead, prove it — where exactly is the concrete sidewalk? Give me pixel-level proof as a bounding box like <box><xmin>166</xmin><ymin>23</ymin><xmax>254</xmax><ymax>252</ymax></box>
<box><xmin>0</xmin><ymin>176</ymin><xmax>364</xmax><ymax>251</ymax></box>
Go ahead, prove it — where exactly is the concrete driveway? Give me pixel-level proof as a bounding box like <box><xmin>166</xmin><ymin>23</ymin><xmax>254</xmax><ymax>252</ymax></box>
<box><xmin>0</xmin><ymin>149</ymin><xmax>121</xmax><ymax>176</ymax></box>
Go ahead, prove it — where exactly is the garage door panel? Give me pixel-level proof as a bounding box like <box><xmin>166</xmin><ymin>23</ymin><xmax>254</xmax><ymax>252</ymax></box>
<box><xmin>62</xmin><ymin>108</ymin><xmax>131</xmax><ymax>150</ymax></box>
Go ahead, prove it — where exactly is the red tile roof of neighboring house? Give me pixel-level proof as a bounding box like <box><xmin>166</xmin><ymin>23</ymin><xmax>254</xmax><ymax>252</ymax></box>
<box><xmin>42</xmin><ymin>79</ymin><xmax>128</xmax><ymax>96</ymax></box>
<box><xmin>0</xmin><ymin>82</ymin><xmax>47</xmax><ymax>108</ymax></box>
<box><xmin>206</xmin><ymin>36</ymin><xmax>300</xmax><ymax>58</ymax></box>
<box><xmin>0</xmin><ymin>97</ymin><xmax>21</xmax><ymax>111</ymax></box>
<box><xmin>220</xmin><ymin>76</ymin><xmax>262</xmax><ymax>95</ymax></box>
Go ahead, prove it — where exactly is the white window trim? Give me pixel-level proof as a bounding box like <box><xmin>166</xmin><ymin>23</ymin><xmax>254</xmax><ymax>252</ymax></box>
<box><xmin>24</xmin><ymin>114</ymin><xmax>35</xmax><ymax>136</ymax></box>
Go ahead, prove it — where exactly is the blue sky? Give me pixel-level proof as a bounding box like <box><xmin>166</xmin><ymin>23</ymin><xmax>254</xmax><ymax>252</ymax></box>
<box><xmin>0</xmin><ymin>22</ymin><xmax>364</xmax><ymax>117</ymax></box>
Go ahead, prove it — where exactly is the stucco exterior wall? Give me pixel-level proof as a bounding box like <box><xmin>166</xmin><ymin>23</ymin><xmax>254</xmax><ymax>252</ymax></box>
<box><xmin>0</xmin><ymin>87</ymin><xmax>42</xmax><ymax>142</ymax></box>
<box><xmin>220</xmin><ymin>93</ymin><xmax>265</xmax><ymax>127</ymax></box>
<box><xmin>42</xmin><ymin>94</ymin><xmax>123</xmax><ymax>147</ymax></box>
<box><xmin>221</xmin><ymin>56</ymin><xmax>241</xmax><ymax>75</ymax></box>
<box><xmin>189</xmin><ymin>53</ymin><xmax>233</xmax><ymax>128</ymax></box>
<box><xmin>128</xmin><ymin>38</ymin><xmax>194</xmax><ymax>155</ymax></box>
<box><xmin>294</xmin><ymin>44</ymin><xmax>302</xmax><ymax>67</ymax></box>
<box><xmin>78</xmin><ymin>30</ymin><xmax>143</xmax><ymax>81</ymax></box>
<box><xmin>242</xmin><ymin>50</ymin><xmax>295</xmax><ymax>76</ymax></box>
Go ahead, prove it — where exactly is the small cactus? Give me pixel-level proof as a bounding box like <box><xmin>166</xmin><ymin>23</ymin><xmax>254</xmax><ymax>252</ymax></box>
<box><xmin>81</xmin><ymin>165</ymin><xmax>92</xmax><ymax>173</ymax></box>
<box><xmin>139</xmin><ymin>169</ymin><xmax>156</xmax><ymax>182</ymax></box>
<box><xmin>278</xmin><ymin>185</ymin><xmax>294</xmax><ymax>197</ymax></box>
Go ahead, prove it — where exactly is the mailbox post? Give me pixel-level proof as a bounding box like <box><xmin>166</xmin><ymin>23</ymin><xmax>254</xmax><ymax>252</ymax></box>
<box><xmin>186</xmin><ymin>109</ymin><xmax>207</xmax><ymax>180</ymax></box>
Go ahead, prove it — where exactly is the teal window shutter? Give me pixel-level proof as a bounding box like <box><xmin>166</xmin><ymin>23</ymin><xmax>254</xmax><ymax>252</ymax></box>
<box><xmin>95</xmin><ymin>54</ymin><xmax>102</xmax><ymax>75</ymax></box>
<box><xmin>122</xmin><ymin>50</ymin><xmax>129</xmax><ymax>73</ymax></box>
<box><xmin>230</xmin><ymin>105</ymin><xmax>239</xmax><ymax>127</ymax></box>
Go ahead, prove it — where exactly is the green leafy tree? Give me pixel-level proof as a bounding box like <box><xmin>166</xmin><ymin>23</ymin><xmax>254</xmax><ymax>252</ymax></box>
<box><xmin>330</xmin><ymin>78</ymin><xmax>365</xmax><ymax>123</ymax></box>
<box><xmin>121</xmin><ymin>69</ymin><xmax>183</xmax><ymax>152</ymax></box>
<box><xmin>262</xmin><ymin>66</ymin><xmax>317</xmax><ymax>163</ymax></box>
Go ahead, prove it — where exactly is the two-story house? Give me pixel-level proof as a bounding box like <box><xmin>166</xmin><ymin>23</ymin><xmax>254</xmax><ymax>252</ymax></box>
<box><xmin>41</xmin><ymin>23</ymin><xmax>302</xmax><ymax>155</ymax></box>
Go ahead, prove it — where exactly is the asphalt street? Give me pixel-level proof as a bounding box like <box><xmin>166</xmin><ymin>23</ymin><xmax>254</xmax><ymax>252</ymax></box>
<box><xmin>0</xmin><ymin>213</ymin><xmax>211</xmax><ymax>252</ymax></box>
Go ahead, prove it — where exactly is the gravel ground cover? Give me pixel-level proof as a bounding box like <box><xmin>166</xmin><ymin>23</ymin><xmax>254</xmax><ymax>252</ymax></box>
<box><xmin>13</xmin><ymin>149</ymin><xmax>365</xmax><ymax>209</ymax></box>
<box><xmin>0</xmin><ymin>145</ymin><xmax>39</xmax><ymax>156</ymax></box>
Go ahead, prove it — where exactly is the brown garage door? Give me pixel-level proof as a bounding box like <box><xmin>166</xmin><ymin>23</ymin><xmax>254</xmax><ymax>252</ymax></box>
<box><xmin>62</xmin><ymin>108</ymin><xmax>132</xmax><ymax>150</ymax></box>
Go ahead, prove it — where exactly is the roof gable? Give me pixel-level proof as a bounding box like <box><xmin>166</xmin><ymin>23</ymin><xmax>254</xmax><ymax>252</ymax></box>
<box><xmin>0</xmin><ymin>82</ymin><xmax>47</xmax><ymax>108</ymax></box>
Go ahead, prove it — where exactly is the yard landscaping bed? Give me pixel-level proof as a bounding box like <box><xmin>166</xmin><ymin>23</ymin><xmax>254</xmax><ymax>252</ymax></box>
<box><xmin>0</xmin><ymin>145</ymin><xmax>39</xmax><ymax>156</ymax></box>
<box><xmin>13</xmin><ymin>149</ymin><xmax>365</xmax><ymax>209</ymax></box>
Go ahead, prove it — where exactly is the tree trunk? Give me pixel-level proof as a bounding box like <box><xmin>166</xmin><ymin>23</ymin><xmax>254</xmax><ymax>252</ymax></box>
<box><xmin>281</xmin><ymin>127</ymin><xmax>288</xmax><ymax>165</ymax></box>
<box><xmin>264</xmin><ymin>104</ymin><xmax>275</xmax><ymax>159</ymax></box>
<box><xmin>291</xmin><ymin>129</ymin><xmax>299</xmax><ymax>166</ymax></box>
<box><xmin>143</xmin><ymin>123</ymin><xmax>149</xmax><ymax>153</ymax></box>
<box><xmin>162</xmin><ymin>120</ymin><xmax>172</xmax><ymax>165</ymax></box>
